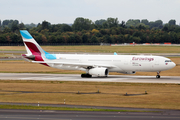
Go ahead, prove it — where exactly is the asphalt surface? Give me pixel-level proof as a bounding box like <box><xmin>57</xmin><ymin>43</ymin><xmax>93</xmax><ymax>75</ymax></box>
<box><xmin>0</xmin><ymin>108</ymin><xmax>180</xmax><ymax>120</ymax></box>
<box><xmin>0</xmin><ymin>102</ymin><xmax>180</xmax><ymax>120</ymax></box>
<box><xmin>0</xmin><ymin>73</ymin><xmax>180</xmax><ymax>83</ymax></box>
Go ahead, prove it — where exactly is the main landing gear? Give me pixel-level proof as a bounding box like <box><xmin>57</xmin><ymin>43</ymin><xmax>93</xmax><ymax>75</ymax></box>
<box><xmin>81</xmin><ymin>74</ymin><xmax>92</xmax><ymax>78</ymax></box>
<box><xmin>156</xmin><ymin>71</ymin><xmax>161</xmax><ymax>79</ymax></box>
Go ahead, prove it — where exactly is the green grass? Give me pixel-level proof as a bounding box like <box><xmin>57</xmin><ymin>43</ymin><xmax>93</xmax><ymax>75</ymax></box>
<box><xmin>0</xmin><ymin>105</ymin><xmax>157</xmax><ymax>112</ymax></box>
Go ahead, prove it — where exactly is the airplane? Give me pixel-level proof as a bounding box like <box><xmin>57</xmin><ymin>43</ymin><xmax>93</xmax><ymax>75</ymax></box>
<box><xmin>20</xmin><ymin>30</ymin><xmax>176</xmax><ymax>79</ymax></box>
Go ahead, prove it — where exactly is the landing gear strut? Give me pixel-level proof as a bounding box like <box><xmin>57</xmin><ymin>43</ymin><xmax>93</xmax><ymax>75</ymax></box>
<box><xmin>156</xmin><ymin>71</ymin><xmax>161</xmax><ymax>79</ymax></box>
<box><xmin>81</xmin><ymin>74</ymin><xmax>92</xmax><ymax>78</ymax></box>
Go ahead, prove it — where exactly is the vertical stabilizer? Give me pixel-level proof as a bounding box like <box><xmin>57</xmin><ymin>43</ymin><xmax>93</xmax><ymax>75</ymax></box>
<box><xmin>20</xmin><ymin>30</ymin><xmax>56</xmax><ymax>63</ymax></box>
<box><xmin>20</xmin><ymin>30</ymin><xmax>45</xmax><ymax>55</ymax></box>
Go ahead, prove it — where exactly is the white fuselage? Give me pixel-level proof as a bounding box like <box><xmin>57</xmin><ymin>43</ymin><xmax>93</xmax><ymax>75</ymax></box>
<box><xmin>20</xmin><ymin>30</ymin><xmax>176</xmax><ymax>77</ymax></box>
<box><xmin>45</xmin><ymin>54</ymin><xmax>176</xmax><ymax>73</ymax></box>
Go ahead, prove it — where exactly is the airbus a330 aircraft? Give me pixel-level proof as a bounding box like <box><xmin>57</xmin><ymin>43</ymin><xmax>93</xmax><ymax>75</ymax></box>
<box><xmin>20</xmin><ymin>30</ymin><xmax>176</xmax><ymax>78</ymax></box>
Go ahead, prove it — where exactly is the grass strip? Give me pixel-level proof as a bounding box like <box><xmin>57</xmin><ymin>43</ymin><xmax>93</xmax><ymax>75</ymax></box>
<box><xmin>0</xmin><ymin>105</ymin><xmax>157</xmax><ymax>113</ymax></box>
<box><xmin>0</xmin><ymin>81</ymin><xmax>179</xmax><ymax>109</ymax></box>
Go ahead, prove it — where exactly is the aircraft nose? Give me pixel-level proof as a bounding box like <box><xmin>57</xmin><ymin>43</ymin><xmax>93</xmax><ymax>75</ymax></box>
<box><xmin>172</xmin><ymin>62</ymin><xmax>176</xmax><ymax>68</ymax></box>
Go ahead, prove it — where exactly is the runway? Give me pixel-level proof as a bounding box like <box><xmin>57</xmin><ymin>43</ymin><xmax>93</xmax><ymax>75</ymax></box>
<box><xmin>0</xmin><ymin>109</ymin><xmax>180</xmax><ymax>120</ymax></box>
<box><xmin>0</xmin><ymin>73</ymin><xmax>180</xmax><ymax>83</ymax></box>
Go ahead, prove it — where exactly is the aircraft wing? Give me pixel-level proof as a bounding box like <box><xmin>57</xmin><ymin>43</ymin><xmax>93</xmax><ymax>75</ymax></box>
<box><xmin>32</xmin><ymin>61</ymin><xmax>116</xmax><ymax>69</ymax></box>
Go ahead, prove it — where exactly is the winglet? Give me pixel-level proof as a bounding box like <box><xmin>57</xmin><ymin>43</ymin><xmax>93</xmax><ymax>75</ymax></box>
<box><xmin>114</xmin><ymin>52</ymin><xmax>118</xmax><ymax>55</ymax></box>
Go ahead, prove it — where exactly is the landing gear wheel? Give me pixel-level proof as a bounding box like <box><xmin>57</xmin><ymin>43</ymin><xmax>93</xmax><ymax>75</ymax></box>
<box><xmin>81</xmin><ymin>74</ymin><xmax>92</xmax><ymax>78</ymax></box>
<box><xmin>156</xmin><ymin>75</ymin><xmax>160</xmax><ymax>79</ymax></box>
<box><xmin>156</xmin><ymin>71</ymin><xmax>161</xmax><ymax>79</ymax></box>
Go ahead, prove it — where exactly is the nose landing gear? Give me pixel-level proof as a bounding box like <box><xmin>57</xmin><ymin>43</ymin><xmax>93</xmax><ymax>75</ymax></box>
<box><xmin>156</xmin><ymin>71</ymin><xmax>161</xmax><ymax>78</ymax></box>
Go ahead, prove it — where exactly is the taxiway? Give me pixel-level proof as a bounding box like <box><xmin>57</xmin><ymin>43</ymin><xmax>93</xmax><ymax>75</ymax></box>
<box><xmin>0</xmin><ymin>108</ymin><xmax>180</xmax><ymax>120</ymax></box>
<box><xmin>0</xmin><ymin>106</ymin><xmax>180</xmax><ymax>120</ymax></box>
<box><xmin>0</xmin><ymin>73</ymin><xmax>180</xmax><ymax>83</ymax></box>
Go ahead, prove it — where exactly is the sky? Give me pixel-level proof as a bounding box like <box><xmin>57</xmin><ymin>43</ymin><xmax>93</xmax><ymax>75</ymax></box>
<box><xmin>0</xmin><ymin>0</ymin><xmax>180</xmax><ymax>25</ymax></box>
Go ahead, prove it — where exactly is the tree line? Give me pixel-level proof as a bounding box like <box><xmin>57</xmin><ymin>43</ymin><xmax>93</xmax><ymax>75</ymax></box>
<box><xmin>0</xmin><ymin>18</ymin><xmax>180</xmax><ymax>44</ymax></box>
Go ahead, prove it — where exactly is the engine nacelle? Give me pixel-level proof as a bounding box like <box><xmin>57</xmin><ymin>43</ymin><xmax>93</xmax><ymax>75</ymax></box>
<box><xmin>89</xmin><ymin>68</ymin><xmax>108</xmax><ymax>77</ymax></box>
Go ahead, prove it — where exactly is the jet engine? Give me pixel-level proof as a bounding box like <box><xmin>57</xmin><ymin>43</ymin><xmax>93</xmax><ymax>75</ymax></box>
<box><xmin>89</xmin><ymin>68</ymin><xmax>108</xmax><ymax>77</ymax></box>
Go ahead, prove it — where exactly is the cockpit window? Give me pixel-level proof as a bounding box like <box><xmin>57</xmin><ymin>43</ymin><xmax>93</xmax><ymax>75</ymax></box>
<box><xmin>165</xmin><ymin>60</ymin><xmax>172</xmax><ymax>62</ymax></box>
